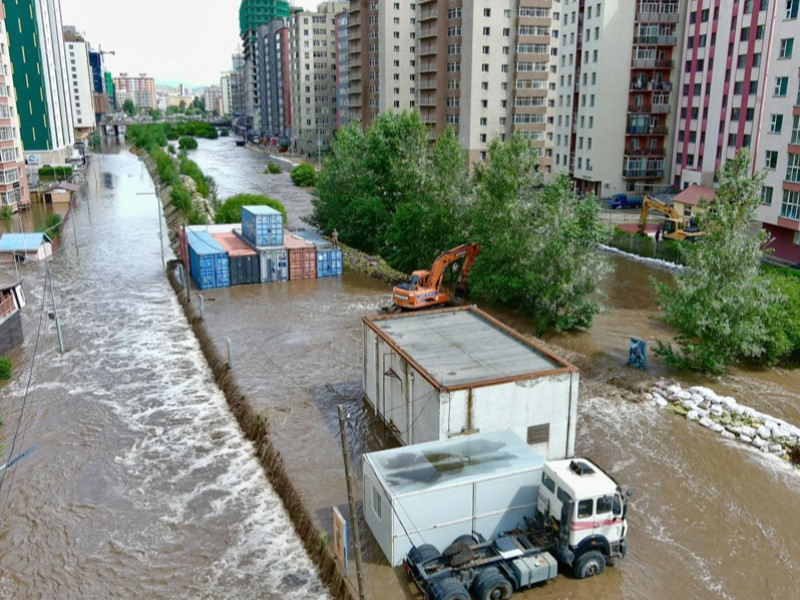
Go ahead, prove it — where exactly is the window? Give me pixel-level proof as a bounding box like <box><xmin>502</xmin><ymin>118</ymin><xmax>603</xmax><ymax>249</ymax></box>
<box><xmin>372</xmin><ymin>486</ymin><xmax>382</xmax><ymax>518</ymax></box>
<box><xmin>775</xmin><ymin>77</ymin><xmax>789</xmax><ymax>96</ymax></box>
<box><xmin>792</xmin><ymin>115</ymin><xmax>800</xmax><ymax>144</ymax></box>
<box><xmin>787</xmin><ymin>153</ymin><xmax>800</xmax><ymax>182</ymax></box>
<box><xmin>770</xmin><ymin>114</ymin><xmax>784</xmax><ymax>133</ymax></box>
<box><xmin>779</xmin><ymin>38</ymin><xmax>794</xmax><ymax>58</ymax></box>
<box><xmin>781</xmin><ymin>189</ymin><xmax>800</xmax><ymax>220</ymax></box>
<box><xmin>527</xmin><ymin>424</ymin><xmax>550</xmax><ymax>445</ymax></box>
<box><xmin>542</xmin><ymin>472</ymin><xmax>556</xmax><ymax>493</ymax></box>
<box><xmin>597</xmin><ymin>496</ymin><xmax>613</xmax><ymax>514</ymax></box>
<box><xmin>762</xmin><ymin>186</ymin><xmax>774</xmax><ymax>205</ymax></box>
<box><xmin>483</xmin><ymin>8</ymin><xmax>491</xmax><ymax>17</ymax></box>
<box><xmin>556</xmin><ymin>487</ymin><xmax>571</xmax><ymax>505</ymax></box>
<box><xmin>483</xmin><ymin>27</ymin><xmax>490</xmax><ymax>35</ymax></box>
<box><xmin>795</xmin><ymin>231</ymin><xmax>800</xmax><ymax>245</ymax></box>
<box><xmin>765</xmin><ymin>149</ymin><xmax>777</xmax><ymax>170</ymax></box>
<box><xmin>578</xmin><ymin>500</ymin><xmax>593</xmax><ymax>519</ymax></box>
<box><xmin>787</xmin><ymin>0</ymin><xmax>799</xmax><ymax>19</ymax></box>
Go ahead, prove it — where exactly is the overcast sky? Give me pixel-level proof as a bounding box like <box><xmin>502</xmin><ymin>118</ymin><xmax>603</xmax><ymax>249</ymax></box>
<box><xmin>60</xmin><ymin>0</ymin><xmax>320</xmax><ymax>88</ymax></box>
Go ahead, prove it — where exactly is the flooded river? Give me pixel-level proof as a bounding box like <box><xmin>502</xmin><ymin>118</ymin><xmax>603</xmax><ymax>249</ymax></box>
<box><xmin>2</xmin><ymin>136</ymin><xmax>798</xmax><ymax>600</ymax></box>
<box><xmin>190</xmin><ymin>138</ymin><xmax>800</xmax><ymax>599</ymax></box>
<box><xmin>0</xmin><ymin>145</ymin><xmax>328</xmax><ymax>599</ymax></box>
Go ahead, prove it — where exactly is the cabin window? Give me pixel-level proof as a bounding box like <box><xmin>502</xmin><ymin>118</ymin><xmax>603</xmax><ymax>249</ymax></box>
<box><xmin>577</xmin><ymin>499</ymin><xmax>593</xmax><ymax>518</ymax></box>
<box><xmin>527</xmin><ymin>423</ymin><xmax>550</xmax><ymax>445</ymax></box>
<box><xmin>596</xmin><ymin>495</ymin><xmax>613</xmax><ymax>514</ymax></box>
<box><xmin>556</xmin><ymin>486</ymin><xmax>571</xmax><ymax>505</ymax></box>
<box><xmin>612</xmin><ymin>494</ymin><xmax>623</xmax><ymax>516</ymax></box>
<box><xmin>372</xmin><ymin>486</ymin><xmax>382</xmax><ymax>519</ymax></box>
<box><xmin>542</xmin><ymin>472</ymin><xmax>556</xmax><ymax>493</ymax></box>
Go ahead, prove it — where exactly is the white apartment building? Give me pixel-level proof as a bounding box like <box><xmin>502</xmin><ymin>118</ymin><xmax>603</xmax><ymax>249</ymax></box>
<box><xmin>0</xmin><ymin>8</ymin><xmax>29</xmax><ymax>212</ymax></box>
<box><xmin>555</xmin><ymin>0</ymin><xmax>684</xmax><ymax>197</ymax></box>
<box><xmin>114</xmin><ymin>74</ymin><xmax>157</xmax><ymax>109</ymax></box>
<box><xmin>349</xmin><ymin>0</ymin><xmax>417</xmax><ymax>126</ymax></box>
<box><xmin>221</xmin><ymin>72</ymin><xmax>233</xmax><ymax>115</ymax></box>
<box><xmin>755</xmin><ymin>0</ymin><xmax>800</xmax><ymax>264</ymax></box>
<box><xmin>290</xmin><ymin>2</ymin><xmax>347</xmax><ymax>157</ymax></box>
<box><xmin>63</xmin><ymin>27</ymin><xmax>96</xmax><ymax>133</ymax></box>
<box><xmin>204</xmin><ymin>84</ymin><xmax>223</xmax><ymax>114</ymax></box>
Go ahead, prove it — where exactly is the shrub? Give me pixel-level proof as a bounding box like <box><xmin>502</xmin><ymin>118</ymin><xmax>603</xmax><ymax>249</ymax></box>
<box><xmin>0</xmin><ymin>356</ymin><xmax>11</xmax><ymax>380</ymax></box>
<box><xmin>0</xmin><ymin>206</ymin><xmax>12</xmax><ymax>221</ymax></box>
<box><xmin>220</xmin><ymin>129</ymin><xmax>229</xmax><ymax>137</ymax></box>
<box><xmin>180</xmin><ymin>156</ymin><xmax>211</xmax><ymax>198</ymax></box>
<box><xmin>265</xmin><ymin>163</ymin><xmax>282</xmax><ymax>174</ymax></box>
<box><xmin>41</xmin><ymin>214</ymin><xmax>63</xmax><ymax>239</ymax></box>
<box><xmin>178</xmin><ymin>136</ymin><xmax>198</xmax><ymax>150</ymax></box>
<box><xmin>169</xmin><ymin>184</ymin><xmax>193</xmax><ymax>213</ymax></box>
<box><xmin>38</xmin><ymin>166</ymin><xmax>74</xmax><ymax>180</ymax></box>
<box><xmin>215</xmin><ymin>193</ymin><xmax>287</xmax><ymax>224</ymax></box>
<box><xmin>168</xmin><ymin>144</ymin><xmax>176</xmax><ymax>154</ymax></box>
<box><xmin>291</xmin><ymin>163</ymin><xmax>317</xmax><ymax>187</ymax></box>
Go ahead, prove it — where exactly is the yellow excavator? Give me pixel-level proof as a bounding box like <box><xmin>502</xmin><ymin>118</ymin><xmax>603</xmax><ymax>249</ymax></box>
<box><xmin>391</xmin><ymin>243</ymin><xmax>481</xmax><ymax>311</ymax></box>
<box><xmin>638</xmin><ymin>195</ymin><xmax>705</xmax><ymax>241</ymax></box>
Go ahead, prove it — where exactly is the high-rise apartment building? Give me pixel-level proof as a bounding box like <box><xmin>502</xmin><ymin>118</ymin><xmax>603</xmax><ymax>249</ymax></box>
<box><xmin>240</xmin><ymin>0</ymin><xmax>291</xmax><ymax>133</ymax></box>
<box><xmin>289</xmin><ymin>2</ymin><xmax>348</xmax><ymax>156</ymax></box>
<box><xmin>555</xmin><ymin>0</ymin><xmax>685</xmax><ymax>197</ymax></box>
<box><xmin>221</xmin><ymin>72</ymin><xmax>233</xmax><ymax>115</ymax></box>
<box><xmin>755</xmin><ymin>0</ymin><xmax>800</xmax><ymax>264</ymax></box>
<box><xmin>335</xmin><ymin>11</ymin><xmax>349</xmax><ymax>128</ymax></box>
<box><xmin>3</xmin><ymin>0</ymin><xmax>75</xmax><ymax>165</ymax></box>
<box><xmin>88</xmin><ymin>50</ymin><xmax>110</xmax><ymax>123</ymax></box>
<box><xmin>204</xmin><ymin>85</ymin><xmax>223</xmax><ymax>114</ymax></box>
<box><xmin>348</xmin><ymin>0</ymin><xmax>417</xmax><ymax>126</ymax></box>
<box><xmin>671</xmin><ymin>0</ymin><xmax>774</xmax><ymax>190</ymax></box>
<box><xmin>257</xmin><ymin>18</ymin><xmax>292</xmax><ymax>141</ymax></box>
<box><xmin>63</xmin><ymin>27</ymin><xmax>96</xmax><ymax>135</ymax></box>
<box><xmin>231</xmin><ymin>53</ymin><xmax>246</xmax><ymax>115</ymax></box>
<box><xmin>0</xmin><ymin>5</ymin><xmax>30</xmax><ymax>212</ymax></box>
<box><xmin>114</xmin><ymin>74</ymin><xmax>157</xmax><ymax>109</ymax></box>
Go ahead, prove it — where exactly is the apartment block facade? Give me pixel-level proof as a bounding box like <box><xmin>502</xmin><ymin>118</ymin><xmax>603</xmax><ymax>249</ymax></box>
<box><xmin>555</xmin><ymin>0</ymin><xmax>684</xmax><ymax>197</ymax></box>
<box><xmin>204</xmin><ymin>84</ymin><xmax>223</xmax><ymax>115</ymax></box>
<box><xmin>3</xmin><ymin>0</ymin><xmax>75</xmax><ymax>165</ymax></box>
<box><xmin>335</xmin><ymin>11</ymin><xmax>350</xmax><ymax>128</ymax></box>
<box><xmin>257</xmin><ymin>18</ymin><xmax>292</xmax><ymax>141</ymax></box>
<box><xmin>114</xmin><ymin>74</ymin><xmax>157</xmax><ymax>109</ymax></box>
<box><xmin>63</xmin><ymin>27</ymin><xmax>96</xmax><ymax>133</ymax></box>
<box><xmin>0</xmin><ymin>6</ymin><xmax>29</xmax><ymax>212</ymax></box>
<box><xmin>289</xmin><ymin>2</ymin><xmax>347</xmax><ymax>156</ymax></box>
<box><xmin>348</xmin><ymin>0</ymin><xmax>417</xmax><ymax>126</ymax></box>
<box><xmin>756</xmin><ymin>0</ymin><xmax>800</xmax><ymax>263</ymax></box>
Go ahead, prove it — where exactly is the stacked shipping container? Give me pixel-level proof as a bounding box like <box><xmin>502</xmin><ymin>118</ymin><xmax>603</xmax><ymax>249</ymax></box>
<box><xmin>211</xmin><ymin>232</ymin><xmax>260</xmax><ymax>286</ymax></box>
<box><xmin>283</xmin><ymin>231</ymin><xmax>317</xmax><ymax>280</ymax></box>
<box><xmin>242</xmin><ymin>206</ymin><xmax>284</xmax><ymax>247</ymax></box>
<box><xmin>187</xmin><ymin>231</ymin><xmax>231</xmax><ymax>290</ymax></box>
<box><xmin>293</xmin><ymin>230</ymin><xmax>343</xmax><ymax>278</ymax></box>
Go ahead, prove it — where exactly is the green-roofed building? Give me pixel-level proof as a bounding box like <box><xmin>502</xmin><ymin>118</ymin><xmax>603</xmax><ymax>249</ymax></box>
<box><xmin>2</xmin><ymin>0</ymin><xmax>75</xmax><ymax>165</ymax></box>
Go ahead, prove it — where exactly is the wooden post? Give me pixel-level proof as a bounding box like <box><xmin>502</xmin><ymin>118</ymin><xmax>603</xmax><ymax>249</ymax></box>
<box><xmin>338</xmin><ymin>405</ymin><xmax>366</xmax><ymax>600</ymax></box>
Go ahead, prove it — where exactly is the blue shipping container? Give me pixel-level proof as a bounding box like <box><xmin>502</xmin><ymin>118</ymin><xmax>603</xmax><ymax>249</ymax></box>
<box><xmin>242</xmin><ymin>206</ymin><xmax>284</xmax><ymax>247</ymax></box>
<box><xmin>187</xmin><ymin>231</ymin><xmax>230</xmax><ymax>290</ymax></box>
<box><xmin>317</xmin><ymin>248</ymin><xmax>343</xmax><ymax>277</ymax></box>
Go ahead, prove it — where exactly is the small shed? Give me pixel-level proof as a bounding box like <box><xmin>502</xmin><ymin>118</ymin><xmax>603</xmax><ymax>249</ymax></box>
<box><xmin>363</xmin><ymin>306</ymin><xmax>579</xmax><ymax>460</ymax></box>
<box><xmin>211</xmin><ymin>232</ymin><xmax>260</xmax><ymax>286</ymax></box>
<box><xmin>672</xmin><ymin>185</ymin><xmax>715</xmax><ymax>219</ymax></box>
<box><xmin>283</xmin><ymin>230</ymin><xmax>317</xmax><ymax>280</ymax></box>
<box><xmin>0</xmin><ymin>233</ymin><xmax>53</xmax><ymax>263</ymax></box>
<box><xmin>42</xmin><ymin>182</ymin><xmax>78</xmax><ymax>205</ymax></box>
<box><xmin>363</xmin><ymin>430</ymin><xmax>545</xmax><ymax>566</ymax></box>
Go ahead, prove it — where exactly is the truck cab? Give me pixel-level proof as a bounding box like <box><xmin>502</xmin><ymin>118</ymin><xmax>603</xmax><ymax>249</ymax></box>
<box><xmin>607</xmin><ymin>193</ymin><xmax>644</xmax><ymax>209</ymax></box>
<box><xmin>538</xmin><ymin>459</ymin><xmax>628</xmax><ymax>577</ymax></box>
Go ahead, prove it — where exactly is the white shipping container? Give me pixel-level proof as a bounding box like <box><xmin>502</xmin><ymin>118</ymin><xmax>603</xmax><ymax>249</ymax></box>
<box><xmin>362</xmin><ymin>307</ymin><xmax>579</xmax><ymax>460</ymax></box>
<box><xmin>363</xmin><ymin>430</ymin><xmax>545</xmax><ymax>566</ymax></box>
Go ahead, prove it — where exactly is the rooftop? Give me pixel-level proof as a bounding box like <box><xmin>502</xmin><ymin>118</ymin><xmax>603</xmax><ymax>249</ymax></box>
<box><xmin>186</xmin><ymin>230</ymin><xmax>225</xmax><ymax>256</ymax></box>
<box><xmin>545</xmin><ymin>459</ymin><xmax>620</xmax><ymax>499</ymax></box>
<box><xmin>242</xmin><ymin>204</ymin><xmax>282</xmax><ymax>216</ymax></box>
<box><xmin>367</xmin><ymin>307</ymin><xmax>572</xmax><ymax>390</ymax></box>
<box><xmin>673</xmin><ymin>184</ymin><xmax>715</xmax><ymax>207</ymax></box>
<box><xmin>0</xmin><ymin>233</ymin><xmax>52</xmax><ymax>252</ymax></box>
<box><xmin>365</xmin><ymin>430</ymin><xmax>545</xmax><ymax>497</ymax></box>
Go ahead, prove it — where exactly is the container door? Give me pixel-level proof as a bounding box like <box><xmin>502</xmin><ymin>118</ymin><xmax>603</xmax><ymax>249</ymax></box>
<box><xmin>277</xmin><ymin>250</ymin><xmax>288</xmax><ymax>281</ymax></box>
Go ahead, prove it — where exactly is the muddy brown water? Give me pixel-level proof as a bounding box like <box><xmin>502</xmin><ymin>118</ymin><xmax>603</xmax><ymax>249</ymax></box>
<box><xmin>0</xmin><ymin>146</ymin><xmax>329</xmax><ymax>599</ymax></box>
<box><xmin>188</xmin><ymin>139</ymin><xmax>800</xmax><ymax>599</ymax></box>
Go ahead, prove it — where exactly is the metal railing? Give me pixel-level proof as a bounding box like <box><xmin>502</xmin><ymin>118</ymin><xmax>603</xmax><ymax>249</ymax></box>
<box><xmin>623</xmin><ymin>168</ymin><xmax>665</xmax><ymax>178</ymax></box>
<box><xmin>633</xmin><ymin>35</ymin><xmax>677</xmax><ymax>46</ymax></box>
<box><xmin>631</xmin><ymin>58</ymin><xmax>675</xmax><ymax>69</ymax></box>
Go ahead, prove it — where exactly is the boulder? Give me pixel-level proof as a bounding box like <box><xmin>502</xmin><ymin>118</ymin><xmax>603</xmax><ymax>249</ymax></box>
<box><xmin>675</xmin><ymin>390</ymin><xmax>693</xmax><ymax>402</ymax></box>
<box><xmin>740</xmin><ymin>425</ymin><xmax>756</xmax><ymax>438</ymax></box>
<box><xmin>721</xmin><ymin>431</ymin><xmax>736</xmax><ymax>440</ymax></box>
<box><xmin>655</xmin><ymin>396</ymin><xmax>668</xmax><ymax>408</ymax></box>
<box><xmin>756</xmin><ymin>426</ymin><xmax>771</xmax><ymax>440</ymax></box>
<box><xmin>710</xmin><ymin>423</ymin><xmax>725</xmax><ymax>433</ymax></box>
<box><xmin>740</xmin><ymin>434</ymin><xmax>752</xmax><ymax>443</ymax></box>
<box><xmin>751</xmin><ymin>437</ymin><xmax>768</xmax><ymax>449</ymax></box>
<box><xmin>726</xmin><ymin>426</ymin><xmax>742</xmax><ymax>435</ymax></box>
<box><xmin>720</xmin><ymin>396</ymin><xmax>737</xmax><ymax>408</ymax></box>
<box><xmin>699</xmin><ymin>417</ymin><xmax>714</xmax><ymax>429</ymax></box>
<box><xmin>769</xmin><ymin>443</ymin><xmax>784</xmax><ymax>454</ymax></box>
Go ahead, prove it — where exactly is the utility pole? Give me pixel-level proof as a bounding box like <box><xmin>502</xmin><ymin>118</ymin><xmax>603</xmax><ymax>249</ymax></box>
<box><xmin>46</xmin><ymin>260</ymin><xmax>65</xmax><ymax>354</ymax></box>
<box><xmin>338</xmin><ymin>405</ymin><xmax>366</xmax><ymax>600</ymax></box>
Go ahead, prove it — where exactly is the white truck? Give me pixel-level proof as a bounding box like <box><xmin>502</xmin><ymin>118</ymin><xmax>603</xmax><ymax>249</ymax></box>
<box><xmin>403</xmin><ymin>458</ymin><xmax>629</xmax><ymax>600</ymax></box>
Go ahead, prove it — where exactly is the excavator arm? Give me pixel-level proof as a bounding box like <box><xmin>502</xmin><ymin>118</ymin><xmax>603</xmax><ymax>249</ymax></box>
<box><xmin>638</xmin><ymin>195</ymin><xmax>680</xmax><ymax>234</ymax></box>
<box><xmin>426</xmin><ymin>243</ymin><xmax>481</xmax><ymax>292</ymax></box>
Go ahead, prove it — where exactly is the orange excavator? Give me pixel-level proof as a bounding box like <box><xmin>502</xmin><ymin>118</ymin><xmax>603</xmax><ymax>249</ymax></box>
<box><xmin>391</xmin><ymin>243</ymin><xmax>481</xmax><ymax>311</ymax></box>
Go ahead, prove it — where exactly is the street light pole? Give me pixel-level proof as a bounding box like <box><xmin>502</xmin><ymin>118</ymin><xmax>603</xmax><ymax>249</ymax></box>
<box><xmin>137</xmin><ymin>183</ymin><xmax>164</xmax><ymax>267</ymax></box>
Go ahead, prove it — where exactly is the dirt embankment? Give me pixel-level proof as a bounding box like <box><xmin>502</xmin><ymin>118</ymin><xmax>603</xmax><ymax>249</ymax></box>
<box><xmin>166</xmin><ymin>261</ymin><xmax>357</xmax><ymax>600</ymax></box>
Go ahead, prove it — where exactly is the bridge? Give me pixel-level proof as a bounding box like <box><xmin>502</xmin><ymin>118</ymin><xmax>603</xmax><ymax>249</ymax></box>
<box><xmin>100</xmin><ymin>115</ymin><xmax>232</xmax><ymax>136</ymax></box>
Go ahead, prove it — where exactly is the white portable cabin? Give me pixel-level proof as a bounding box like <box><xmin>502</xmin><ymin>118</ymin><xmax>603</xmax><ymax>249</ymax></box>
<box><xmin>363</xmin><ymin>430</ymin><xmax>545</xmax><ymax>567</ymax></box>
<box><xmin>362</xmin><ymin>306</ymin><xmax>579</xmax><ymax>460</ymax></box>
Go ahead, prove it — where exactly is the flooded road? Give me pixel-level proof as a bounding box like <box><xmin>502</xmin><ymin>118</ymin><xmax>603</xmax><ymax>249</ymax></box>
<box><xmin>188</xmin><ymin>139</ymin><xmax>800</xmax><ymax>599</ymax></box>
<box><xmin>0</xmin><ymin>147</ymin><xmax>328</xmax><ymax>599</ymax></box>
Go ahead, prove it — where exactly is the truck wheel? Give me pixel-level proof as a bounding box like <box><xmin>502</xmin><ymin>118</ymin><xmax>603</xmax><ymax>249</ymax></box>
<box><xmin>408</xmin><ymin>544</ymin><xmax>440</xmax><ymax>565</ymax></box>
<box><xmin>474</xmin><ymin>570</ymin><xmax>513</xmax><ymax>600</ymax></box>
<box><xmin>435</xmin><ymin>577</ymin><xmax>470</xmax><ymax>600</ymax></box>
<box><xmin>444</xmin><ymin>534</ymin><xmax>475</xmax><ymax>557</ymax></box>
<box><xmin>573</xmin><ymin>550</ymin><xmax>606</xmax><ymax>579</ymax></box>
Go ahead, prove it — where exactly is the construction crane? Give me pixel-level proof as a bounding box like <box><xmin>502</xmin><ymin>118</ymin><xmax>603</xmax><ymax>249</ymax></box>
<box><xmin>638</xmin><ymin>195</ymin><xmax>705</xmax><ymax>241</ymax></box>
<box><xmin>391</xmin><ymin>243</ymin><xmax>481</xmax><ymax>311</ymax></box>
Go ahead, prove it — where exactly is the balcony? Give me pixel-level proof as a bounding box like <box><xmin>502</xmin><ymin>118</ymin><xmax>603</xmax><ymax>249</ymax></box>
<box><xmin>631</xmin><ymin>58</ymin><xmax>674</xmax><ymax>69</ymax></box>
<box><xmin>420</xmin><ymin>9</ymin><xmax>438</xmax><ymax>21</ymax></box>
<box><xmin>626</xmin><ymin>126</ymin><xmax>668</xmax><ymax>135</ymax></box>
<box><xmin>420</xmin><ymin>27</ymin><xmax>438</xmax><ymax>39</ymax></box>
<box><xmin>418</xmin><ymin>80</ymin><xmax>438</xmax><ymax>91</ymax></box>
<box><xmin>418</xmin><ymin>97</ymin><xmax>437</xmax><ymax>107</ymax></box>
<box><xmin>420</xmin><ymin>44</ymin><xmax>437</xmax><ymax>56</ymax></box>
<box><xmin>625</xmin><ymin>148</ymin><xmax>665</xmax><ymax>156</ymax></box>
<box><xmin>637</xmin><ymin>11</ymin><xmax>679</xmax><ymax>24</ymax></box>
<box><xmin>419</xmin><ymin>61</ymin><xmax>438</xmax><ymax>73</ymax></box>
<box><xmin>651</xmin><ymin>103</ymin><xmax>670</xmax><ymax>113</ymax></box>
<box><xmin>623</xmin><ymin>167</ymin><xmax>665</xmax><ymax>178</ymax></box>
<box><xmin>349</xmin><ymin>58</ymin><xmax>361</xmax><ymax>68</ymax></box>
<box><xmin>633</xmin><ymin>35</ymin><xmax>677</xmax><ymax>46</ymax></box>
<box><xmin>630</xmin><ymin>80</ymin><xmax>672</xmax><ymax>92</ymax></box>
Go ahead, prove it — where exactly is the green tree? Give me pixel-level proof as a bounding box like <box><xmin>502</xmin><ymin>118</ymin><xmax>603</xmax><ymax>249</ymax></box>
<box><xmin>468</xmin><ymin>135</ymin><xmax>611</xmax><ymax>333</ymax></box>
<box><xmin>178</xmin><ymin>136</ymin><xmax>198</xmax><ymax>150</ymax></box>
<box><xmin>149</xmin><ymin>108</ymin><xmax>161</xmax><ymax>120</ymax></box>
<box><xmin>122</xmin><ymin>99</ymin><xmax>137</xmax><ymax>117</ymax></box>
<box><xmin>192</xmin><ymin>97</ymin><xmax>205</xmax><ymax>112</ymax></box>
<box><xmin>41</xmin><ymin>213</ymin><xmax>63</xmax><ymax>240</ymax></box>
<box><xmin>653</xmin><ymin>151</ymin><xmax>781</xmax><ymax>373</ymax></box>
<box><xmin>215</xmin><ymin>194</ymin><xmax>287</xmax><ymax>224</ymax></box>
<box><xmin>291</xmin><ymin>163</ymin><xmax>318</xmax><ymax>187</ymax></box>
<box><xmin>0</xmin><ymin>356</ymin><xmax>12</xmax><ymax>380</ymax></box>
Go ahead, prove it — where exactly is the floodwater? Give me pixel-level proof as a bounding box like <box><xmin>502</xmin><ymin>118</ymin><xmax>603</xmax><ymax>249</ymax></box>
<box><xmin>0</xmin><ymin>144</ymin><xmax>329</xmax><ymax>599</ymax></box>
<box><xmin>0</xmin><ymin>202</ymin><xmax>70</xmax><ymax>236</ymax></box>
<box><xmin>190</xmin><ymin>139</ymin><xmax>800</xmax><ymax>599</ymax></box>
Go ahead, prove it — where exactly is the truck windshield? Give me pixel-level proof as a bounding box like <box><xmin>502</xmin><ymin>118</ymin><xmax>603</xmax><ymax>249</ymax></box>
<box><xmin>410</xmin><ymin>275</ymin><xmax>419</xmax><ymax>284</ymax></box>
<box><xmin>597</xmin><ymin>495</ymin><xmax>613</xmax><ymax>514</ymax></box>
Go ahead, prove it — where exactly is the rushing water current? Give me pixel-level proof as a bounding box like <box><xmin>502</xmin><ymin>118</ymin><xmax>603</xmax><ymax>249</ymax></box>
<box><xmin>0</xmin><ymin>147</ymin><xmax>329</xmax><ymax>600</ymax></box>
